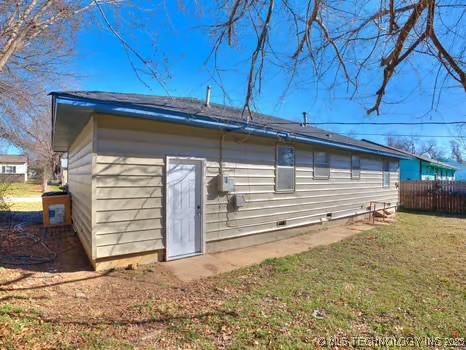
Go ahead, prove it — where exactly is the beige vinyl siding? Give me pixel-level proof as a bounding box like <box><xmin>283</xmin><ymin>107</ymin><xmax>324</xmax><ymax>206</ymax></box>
<box><xmin>93</xmin><ymin>114</ymin><xmax>400</xmax><ymax>259</ymax></box>
<box><xmin>68</xmin><ymin>118</ymin><xmax>94</xmax><ymax>259</ymax></box>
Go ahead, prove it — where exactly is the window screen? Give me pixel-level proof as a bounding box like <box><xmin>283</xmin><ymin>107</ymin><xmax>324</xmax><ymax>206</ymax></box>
<box><xmin>351</xmin><ymin>155</ymin><xmax>360</xmax><ymax>179</ymax></box>
<box><xmin>276</xmin><ymin>145</ymin><xmax>295</xmax><ymax>192</ymax></box>
<box><xmin>2</xmin><ymin>166</ymin><xmax>16</xmax><ymax>174</ymax></box>
<box><xmin>383</xmin><ymin>160</ymin><xmax>390</xmax><ymax>188</ymax></box>
<box><xmin>314</xmin><ymin>152</ymin><xmax>330</xmax><ymax>179</ymax></box>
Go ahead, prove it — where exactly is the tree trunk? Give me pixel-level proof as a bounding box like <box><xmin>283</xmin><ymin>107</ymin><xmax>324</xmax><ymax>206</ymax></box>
<box><xmin>42</xmin><ymin>164</ymin><xmax>50</xmax><ymax>193</ymax></box>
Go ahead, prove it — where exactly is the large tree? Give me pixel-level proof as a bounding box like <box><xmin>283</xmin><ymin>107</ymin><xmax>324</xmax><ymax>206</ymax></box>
<box><xmin>1</xmin><ymin>1</ymin><xmax>87</xmax><ymax>189</ymax></box>
<box><xmin>211</xmin><ymin>0</ymin><xmax>465</xmax><ymax>116</ymax></box>
<box><xmin>450</xmin><ymin>140</ymin><xmax>465</xmax><ymax>163</ymax></box>
<box><xmin>387</xmin><ymin>135</ymin><xmax>417</xmax><ymax>154</ymax></box>
<box><xmin>387</xmin><ymin>135</ymin><xmax>446</xmax><ymax>160</ymax></box>
<box><xmin>0</xmin><ymin>0</ymin><xmax>163</xmax><ymax>189</ymax></box>
<box><xmin>0</xmin><ymin>1</ymin><xmax>166</xmax><ymax>100</ymax></box>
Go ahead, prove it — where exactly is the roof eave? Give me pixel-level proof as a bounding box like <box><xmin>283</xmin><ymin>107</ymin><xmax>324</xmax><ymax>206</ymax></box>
<box><xmin>52</xmin><ymin>94</ymin><xmax>410</xmax><ymax>159</ymax></box>
<box><xmin>419</xmin><ymin>159</ymin><xmax>457</xmax><ymax>170</ymax></box>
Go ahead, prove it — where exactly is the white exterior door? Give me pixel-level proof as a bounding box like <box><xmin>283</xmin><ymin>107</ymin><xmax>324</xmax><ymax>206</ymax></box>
<box><xmin>166</xmin><ymin>158</ymin><xmax>203</xmax><ymax>260</ymax></box>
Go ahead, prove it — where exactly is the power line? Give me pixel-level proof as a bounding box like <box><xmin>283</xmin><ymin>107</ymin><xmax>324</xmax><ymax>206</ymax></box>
<box><xmin>255</xmin><ymin>124</ymin><xmax>463</xmax><ymax>138</ymax></box>
<box><xmin>281</xmin><ymin>130</ymin><xmax>463</xmax><ymax>138</ymax></box>
<box><xmin>267</xmin><ymin>121</ymin><xmax>466</xmax><ymax>126</ymax></box>
<box><xmin>260</xmin><ymin>127</ymin><xmax>463</xmax><ymax>138</ymax></box>
<box><xmin>341</xmin><ymin>133</ymin><xmax>463</xmax><ymax>138</ymax></box>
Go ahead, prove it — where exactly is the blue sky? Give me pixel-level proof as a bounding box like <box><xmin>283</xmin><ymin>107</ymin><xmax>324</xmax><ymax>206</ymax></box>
<box><xmin>34</xmin><ymin>2</ymin><xmax>464</xmax><ymax>158</ymax></box>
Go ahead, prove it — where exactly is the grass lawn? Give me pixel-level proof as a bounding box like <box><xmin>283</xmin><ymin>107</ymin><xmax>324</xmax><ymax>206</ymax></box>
<box><xmin>0</xmin><ymin>213</ymin><xmax>464</xmax><ymax>349</ymax></box>
<box><xmin>6</xmin><ymin>201</ymin><xmax>43</xmax><ymax>212</ymax></box>
<box><xmin>1</xmin><ymin>182</ymin><xmax>61</xmax><ymax>197</ymax></box>
<box><xmin>1</xmin><ymin>183</ymin><xmax>62</xmax><ymax>212</ymax></box>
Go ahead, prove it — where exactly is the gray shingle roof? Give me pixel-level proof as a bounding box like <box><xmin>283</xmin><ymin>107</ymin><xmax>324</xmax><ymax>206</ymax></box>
<box><xmin>362</xmin><ymin>140</ymin><xmax>456</xmax><ymax>170</ymax></box>
<box><xmin>52</xmin><ymin>91</ymin><xmax>409</xmax><ymax>158</ymax></box>
<box><xmin>0</xmin><ymin>155</ymin><xmax>27</xmax><ymax>163</ymax></box>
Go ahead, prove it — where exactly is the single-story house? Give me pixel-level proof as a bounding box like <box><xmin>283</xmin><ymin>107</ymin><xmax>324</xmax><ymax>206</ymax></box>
<box><xmin>0</xmin><ymin>155</ymin><xmax>28</xmax><ymax>182</ymax></box>
<box><xmin>362</xmin><ymin>141</ymin><xmax>456</xmax><ymax>181</ymax></box>
<box><xmin>51</xmin><ymin>91</ymin><xmax>409</xmax><ymax>270</ymax></box>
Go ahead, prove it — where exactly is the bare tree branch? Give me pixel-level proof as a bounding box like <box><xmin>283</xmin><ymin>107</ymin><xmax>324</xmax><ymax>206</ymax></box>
<box><xmin>292</xmin><ymin>0</ymin><xmax>320</xmax><ymax>59</ymax></box>
<box><xmin>367</xmin><ymin>0</ymin><xmax>430</xmax><ymax>115</ymax></box>
<box><xmin>243</xmin><ymin>0</ymin><xmax>275</xmax><ymax>121</ymax></box>
<box><xmin>92</xmin><ymin>0</ymin><xmax>169</xmax><ymax>93</ymax></box>
<box><xmin>211</xmin><ymin>0</ymin><xmax>465</xmax><ymax>114</ymax></box>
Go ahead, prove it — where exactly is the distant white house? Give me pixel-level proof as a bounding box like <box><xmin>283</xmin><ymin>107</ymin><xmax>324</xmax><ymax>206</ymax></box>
<box><xmin>0</xmin><ymin>155</ymin><xmax>28</xmax><ymax>182</ymax></box>
<box><xmin>60</xmin><ymin>154</ymin><xmax>68</xmax><ymax>184</ymax></box>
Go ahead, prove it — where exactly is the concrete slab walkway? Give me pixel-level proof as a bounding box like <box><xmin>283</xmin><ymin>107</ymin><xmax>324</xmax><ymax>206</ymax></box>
<box><xmin>163</xmin><ymin>221</ymin><xmax>379</xmax><ymax>282</ymax></box>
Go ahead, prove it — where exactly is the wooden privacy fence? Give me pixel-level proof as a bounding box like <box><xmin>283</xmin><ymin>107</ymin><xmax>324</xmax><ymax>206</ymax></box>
<box><xmin>400</xmin><ymin>181</ymin><xmax>466</xmax><ymax>215</ymax></box>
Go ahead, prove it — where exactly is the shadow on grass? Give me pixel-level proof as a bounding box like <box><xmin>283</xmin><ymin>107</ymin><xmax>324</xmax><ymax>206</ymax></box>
<box><xmin>0</xmin><ymin>270</ymin><xmax>112</xmax><ymax>292</ymax></box>
<box><xmin>0</xmin><ymin>294</ymin><xmax>50</xmax><ymax>302</ymax></box>
<box><xmin>0</xmin><ymin>210</ymin><xmax>43</xmax><ymax>225</ymax></box>
<box><xmin>398</xmin><ymin>208</ymin><xmax>466</xmax><ymax>219</ymax></box>
<box><xmin>0</xmin><ymin>210</ymin><xmax>92</xmax><ymax>274</ymax></box>
<box><xmin>1</xmin><ymin>304</ymin><xmax>238</xmax><ymax>327</ymax></box>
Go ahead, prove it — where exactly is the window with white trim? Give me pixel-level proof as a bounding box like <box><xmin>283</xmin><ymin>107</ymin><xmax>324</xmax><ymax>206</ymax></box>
<box><xmin>314</xmin><ymin>152</ymin><xmax>330</xmax><ymax>179</ymax></box>
<box><xmin>351</xmin><ymin>155</ymin><xmax>360</xmax><ymax>179</ymax></box>
<box><xmin>276</xmin><ymin>145</ymin><xmax>295</xmax><ymax>192</ymax></box>
<box><xmin>382</xmin><ymin>160</ymin><xmax>390</xmax><ymax>188</ymax></box>
<box><xmin>2</xmin><ymin>166</ymin><xmax>16</xmax><ymax>174</ymax></box>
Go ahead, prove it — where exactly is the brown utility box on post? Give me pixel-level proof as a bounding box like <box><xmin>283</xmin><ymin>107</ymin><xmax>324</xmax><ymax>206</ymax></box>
<box><xmin>42</xmin><ymin>192</ymin><xmax>72</xmax><ymax>227</ymax></box>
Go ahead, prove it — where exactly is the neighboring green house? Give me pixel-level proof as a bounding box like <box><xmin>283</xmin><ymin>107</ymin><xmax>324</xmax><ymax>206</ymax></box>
<box><xmin>363</xmin><ymin>140</ymin><xmax>456</xmax><ymax>181</ymax></box>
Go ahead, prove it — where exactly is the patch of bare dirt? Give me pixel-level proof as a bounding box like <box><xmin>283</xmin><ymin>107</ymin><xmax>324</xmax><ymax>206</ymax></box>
<box><xmin>0</xmin><ymin>225</ymin><xmax>245</xmax><ymax>348</ymax></box>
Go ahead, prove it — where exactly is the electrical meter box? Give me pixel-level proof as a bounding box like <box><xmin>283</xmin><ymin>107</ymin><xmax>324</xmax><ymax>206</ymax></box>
<box><xmin>232</xmin><ymin>194</ymin><xmax>246</xmax><ymax>208</ymax></box>
<box><xmin>218</xmin><ymin>174</ymin><xmax>236</xmax><ymax>193</ymax></box>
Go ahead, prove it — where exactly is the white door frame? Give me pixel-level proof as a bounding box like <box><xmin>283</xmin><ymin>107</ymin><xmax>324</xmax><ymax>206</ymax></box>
<box><xmin>165</xmin><ymin>156</ymin><xmax>206</xmax><ymax>261</ymax></box>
